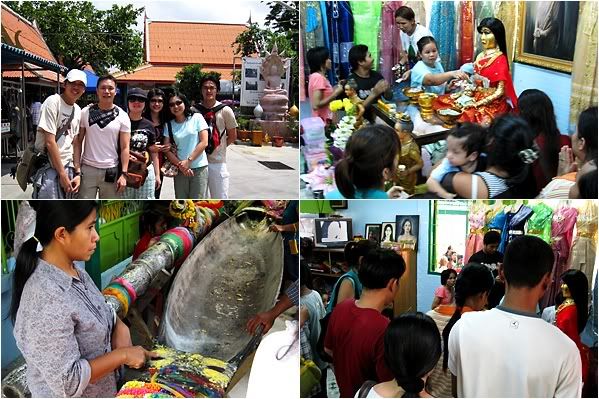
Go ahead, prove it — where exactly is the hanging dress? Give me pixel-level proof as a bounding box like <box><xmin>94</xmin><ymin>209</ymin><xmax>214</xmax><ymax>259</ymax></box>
<box><xmin>498</xmin><ymin>211</ymin><xmax>514</xmax><ymax>255</ymax></box>
<box><xmin>380</xmin><ymin>1</ymin><xmax>404</xmax><ymax>83</ymax></box>
<box><xmin>464</xmin><ymin>206</ymin><xmax>487</xmax><ymax>263</ymax></box>
<box><xmin>507</xmin><ymin>205</ymin><xmax>534</xmax><ymax>244</ymax></box>
<box><xmin>350</xmin><ymin>0</ymin><xmax>382</xmax><ymax>76</ymax></box>
<box><xmin>459</xmin><ymin>1</ymin><xmax>475</xmax><ymax>65</ymax></box>
<box><xmin>569</xmin><ymin>202</ymin><xmax>597</xmax><ymax>287</ymax></box>
<box><xmin>474</xmin><ymin>1</ymin><xmax>495</xmax><ymax>55</ymax></box>
<box><xmin>541</xmin><ymin>206</ymin><xmax>579</xmax><ymax>309</ymax></box>
<box><xmin>430</xmin><ymin>0</ymin><xmax>458</xmax><ymax>71</ymax></box>
<box><xmin>526</xmin><ymin>203</ymin><xmax>554</xmax><ymax>244</ymax></box>
<box><xmin>326</xmin><ymin>1</ymin><xmax>354</xmax><ymax>84</ymax></box>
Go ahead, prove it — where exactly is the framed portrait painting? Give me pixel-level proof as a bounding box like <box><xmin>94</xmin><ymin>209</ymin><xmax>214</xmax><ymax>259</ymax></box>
<box><xmin>329</xmin><ymin>200</ymin><xmax>348</xmax><ymax>209</ymax></box>
<box><xmin>395</xmin><ymin>215</ymin><xmax>419</xmax><ymax>251</ymax></box>
<box><xmin>365</xmin><ymin>224</ymin><xmax>382</xmax><ymax>244</ymax></box>
<box><xmin>515</xmin><ymin>1</ymin><xmax>580</xmax><ymax>73</ymax></box>
<box><xmin>380</xmin><ymin>222</ymin><xmax>396</xmax><ymax>247</ymax></box>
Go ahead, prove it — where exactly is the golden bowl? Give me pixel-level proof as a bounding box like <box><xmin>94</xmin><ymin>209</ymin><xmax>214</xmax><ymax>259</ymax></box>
<box><xmin>418</xmin><ymin>92</ymin><xmax>437</xmax><ymax>109</ymax></box>
<box><xmin>402</xmin><ymin>86</ymin><xmax>424</xmax><ymax>104</ymax></box>
<box><xmin>435</xmin><ymin>108</ymin><xmax>463</xmax><ymax>128</ymax></box>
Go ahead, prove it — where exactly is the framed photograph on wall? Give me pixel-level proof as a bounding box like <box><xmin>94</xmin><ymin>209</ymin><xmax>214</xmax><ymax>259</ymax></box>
<box><xmin>515</xmin><ymin>1</ymin><xmax>579</xmax><ymax>73</ymax></box>
<box><xmin>395</xmin><ymin>215</ymin><xmax>419</xmax><ymax>251</ymax></box>
<box><xmin>380</xmin><ymin>222</ymin><xmax>396</xmax><ymax>246</ymax></box>
<box><xmin>329</xmin><ymin>200</ymin><xmax>348</xmax><ymax>209</ymax></box>
<box><xmin>365</xmin><ymin>224</ymin><xmax>382</xmax><ymax>244</ymax></box>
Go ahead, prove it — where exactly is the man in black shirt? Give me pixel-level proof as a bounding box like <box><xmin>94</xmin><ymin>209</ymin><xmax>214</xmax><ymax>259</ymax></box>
<box><xmin>347</xmin><ymin>44</ymin><xmax>393</xmax><ymax>122</ymax></box>
<box><xmin>469</xmin><ymin>230</ymin><xmax>504</xmax><ymax>308</ymax></box>
<box><xmin>468</xmin><ymin>230</ymin><xmax>503</xmax><ymax>268</ymax></box>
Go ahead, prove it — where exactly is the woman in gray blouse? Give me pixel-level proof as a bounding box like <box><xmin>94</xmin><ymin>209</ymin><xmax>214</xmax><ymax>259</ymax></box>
<box><xmin>9</xmin><ymin>201</ymin><xmax>156</xmax><ymax>397</ymax></box>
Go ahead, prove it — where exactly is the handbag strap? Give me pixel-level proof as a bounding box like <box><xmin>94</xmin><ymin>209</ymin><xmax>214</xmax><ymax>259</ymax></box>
<box><xmin>42</xmin><ymin>103</ymin><xmax>75</xmax><ymax>154</ymax></box>
<box><xmin>357</xmin><ymin>380</ymin><xmax>377</xmax><ymax>398</ymax></box>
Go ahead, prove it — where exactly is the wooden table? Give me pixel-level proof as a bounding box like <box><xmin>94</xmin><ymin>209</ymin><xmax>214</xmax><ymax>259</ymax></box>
<box><xmin>372</xmin><ymin>102</ymin><xmax>450</xmax><ymax>146</ymax></box>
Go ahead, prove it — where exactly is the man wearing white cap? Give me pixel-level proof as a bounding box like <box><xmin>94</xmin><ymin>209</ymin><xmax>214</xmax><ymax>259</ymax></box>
<box><xmin>31</xmin><ymin>69</ymin><xmax>86</xmax><ymax>198</ymax></box>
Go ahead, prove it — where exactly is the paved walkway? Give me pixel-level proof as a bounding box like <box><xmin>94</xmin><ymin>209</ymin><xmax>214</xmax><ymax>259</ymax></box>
<box><xmin>0</xmin><ymin>143</ymin><xmax>299</xmax><ymax>199</ymax></box>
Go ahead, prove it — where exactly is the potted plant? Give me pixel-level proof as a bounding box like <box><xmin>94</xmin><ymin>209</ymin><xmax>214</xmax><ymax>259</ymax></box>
<box><xmin>237</xmin><ymin>117</ymin><xmax>250</xmax><ymax>141</ymax></box>
<box><xmin>250</xmin><ymin>118</ymin><xmax>264</xmax><ymax>146</ymax></box>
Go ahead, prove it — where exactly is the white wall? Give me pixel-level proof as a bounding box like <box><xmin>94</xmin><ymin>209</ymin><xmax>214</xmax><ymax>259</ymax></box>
<box><xmin>335</xmin><ymin>200</ymin><xmax>439</xmax><ymax>313</ymax></box>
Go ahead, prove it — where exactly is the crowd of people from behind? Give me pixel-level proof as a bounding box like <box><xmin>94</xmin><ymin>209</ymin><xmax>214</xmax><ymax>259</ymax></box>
<box><xmin>305</xmin><ymin>6</ymin><xmax>597</xmax><ymax>200</ymax></box>
<box><xmin>28</xmin><ymin>69</ymin><xmax>238</xmax><ymax>199</ymax></box>
<box><xmin>300</xmin><ymin>233</ymin><xmax>595</xmax><ymax>398</ymax></box>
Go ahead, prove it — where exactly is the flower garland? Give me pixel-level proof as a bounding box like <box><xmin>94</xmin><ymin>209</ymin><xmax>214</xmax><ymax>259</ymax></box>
<box><xmin>169</xmin><ymin>200</ymin><xmax>198</xmax><ymax>230</ymax></box>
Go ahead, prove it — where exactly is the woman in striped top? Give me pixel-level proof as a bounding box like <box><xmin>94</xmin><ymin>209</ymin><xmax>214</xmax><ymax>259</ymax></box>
<box><xmin>447</xmin><ymin>115</ymin><xmax>539</xmax><ymax>199</ymax></box>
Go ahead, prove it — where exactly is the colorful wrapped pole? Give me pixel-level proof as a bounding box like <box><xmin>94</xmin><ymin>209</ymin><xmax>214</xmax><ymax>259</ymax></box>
<box><xmin>104</xmin><ymin>202</ymin><xmax>223</xmax><ymax>318</ymax></box>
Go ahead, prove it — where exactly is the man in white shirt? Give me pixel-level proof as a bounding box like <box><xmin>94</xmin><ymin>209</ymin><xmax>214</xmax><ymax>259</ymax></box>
<box><xmin>196</xmin><ymin>76</ymin><xmax>238</xmax><ymax>199</ymax></box>
<box><xmin>32</xmin><ymin>69</ymin><xmax>86</xmax><ymax>198</ymax></box>
<box><xmin>74</xmin><ymin>74</ymin><xmax>131</xmax><ymax>198</ymax></box>
<box><xmin>448</xmin><ymin>235</ymin><xmax>582</xmax><ymax>398</ymax></box>
<box><xmin>395</xmin><ymin>6</ymin><xmax>434</xmax><ymax>69</ymax></box>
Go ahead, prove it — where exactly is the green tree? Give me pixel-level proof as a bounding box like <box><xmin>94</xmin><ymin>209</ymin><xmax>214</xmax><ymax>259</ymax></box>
<box><xmin>4</xmin><ymin>1</ymin><xmax>143</xmax><ymax>74</ymax></box>
<box><xmin>232</xmin><ymin>2</ymin><xmax>299</xmax><ymax>105</ymax></box>
<box><xmin>174</xmin><ymin>64</ymin><xmax>221</xmax><ymax>103</ymax></box>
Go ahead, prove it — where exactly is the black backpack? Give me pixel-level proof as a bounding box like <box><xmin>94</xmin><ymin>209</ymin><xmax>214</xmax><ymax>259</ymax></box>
<box><xmin>194</xmin><ymin>103</ymin><xmax>227</xmax><ymax>154</ymax></box>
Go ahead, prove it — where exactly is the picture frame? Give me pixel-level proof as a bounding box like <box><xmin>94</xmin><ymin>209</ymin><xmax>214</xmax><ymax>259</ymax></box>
<box><xmin>380</xmin><ymin>222</ymin><xmax>396</xmax><ymax>247</ymax></box>
<box><xmin>395</xmin><ymin>215</ymin><xmax>419</xmax><ymax>251</ymax></box>
<box><xmin>514</xmin><ymin>1</ymin><xmax>579</xmax><ymax>73</ymax></box>
<box><xmin>329</xmin><ymin>200</ymin><xmax>348</xmax><ymax>209</ymax></box>
<box><xmin>365</xmin><ymin>224</ymin><xmax>382</xmax><ymax>244</ymax></box>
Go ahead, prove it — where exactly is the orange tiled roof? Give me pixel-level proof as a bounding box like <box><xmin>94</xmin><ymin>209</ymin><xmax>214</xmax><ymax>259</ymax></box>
<box><xmin>2</xmin><ymin>65</ymin><xmax>64</xmax><ymax>83</ymax></box>
<box><xmin>1</xmin><ymin>4</ymin><xmax>59</xmax><ymax>64</ymax></box>
<box><xmin>114</xmin><ymin>64</ymin><xmax>235</xmax><ymax>83</ymax></box>
<box><xmin>147</xmin><ymin>21</ymin><xmax>245</xmax><ymax>64</ymax></box>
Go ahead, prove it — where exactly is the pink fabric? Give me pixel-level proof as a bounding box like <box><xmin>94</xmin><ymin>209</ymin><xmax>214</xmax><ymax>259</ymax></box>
<box><xmin>434</xmin><ymin>285</ymin><xmax>452</xmax><ymax>305</ymax></box>
<box><xmin>380</xmin><ymin>1</ymin><xmax>404</xmax><ymax>82</ymax></box>
<box><xmin>308</xmin><ymin>72</ymin><xmax>334</xmax><ymax>122</ymax></box>
<box><xmin>541</xmin><ymin>206</ymin><xmax>579</xmax><ymax>309</ymax></box>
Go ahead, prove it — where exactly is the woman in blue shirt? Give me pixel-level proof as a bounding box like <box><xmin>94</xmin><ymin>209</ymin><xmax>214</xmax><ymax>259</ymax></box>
<box><xmin>326</xmin><ymin>124</ymin><xmax>404</xmax><ymax>199</ymax></box>
<box><xmin>410</xmin><ymin>36</ymin><xmax>468</xmax><ymax>95</ymax></box>
<box><xmin>164</xmin><ymin>91</ymin><xmax>209</xmax><ymax>198</ymax></box>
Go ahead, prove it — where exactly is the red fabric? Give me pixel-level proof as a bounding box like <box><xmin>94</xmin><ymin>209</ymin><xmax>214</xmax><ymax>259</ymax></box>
<box><xmin>556</xmin><ymin>304</ymin><xmax>589</xmax><ymax>384</ymax></box>
<box><xmin>533</xmin><ymin>134</ymin><xmax>572</xmax><ymax>192</ymax></box>
<box><xmin>132</xmin><ymin>231</ymin><xmax>153</xmax><ymax>261</ymax></box>
<box><xmin>324</xmin><ymin>299</ymin><xmax>393</xmax><ymax>398</ymax></box>
<box><xmin>459</xmin><ymin>1</ymin><xmax>474</xmax><ymax>65</ymax></box>
<box><xmin>475</xmin><ymin>54</ymin><xmax>518</xmax><ymax>110</ymax></box>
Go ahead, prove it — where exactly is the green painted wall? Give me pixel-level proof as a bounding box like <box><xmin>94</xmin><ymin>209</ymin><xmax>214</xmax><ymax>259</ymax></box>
<box><xmin>299</xmin><ymin>200</ymin><xmax>334</xmax><ymax>214</ymax></box>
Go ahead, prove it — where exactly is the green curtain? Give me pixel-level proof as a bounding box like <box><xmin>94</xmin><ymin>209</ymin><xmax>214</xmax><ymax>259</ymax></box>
<box><xmin>350</xmin><ymin>1</ymin><xmax>383</xmax><ymax>68</ymax></box>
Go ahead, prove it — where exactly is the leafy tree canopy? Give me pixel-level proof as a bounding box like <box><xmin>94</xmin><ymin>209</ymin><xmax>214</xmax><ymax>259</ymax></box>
<box><xmin>174</xmin><ymin>64</ymin><xmax>221</xmax><ymax>103</ymax></box>
<box><xmin>4</xmin><ymin>1</ymin><xmax>143</xmax><ymax>74</ymax></box>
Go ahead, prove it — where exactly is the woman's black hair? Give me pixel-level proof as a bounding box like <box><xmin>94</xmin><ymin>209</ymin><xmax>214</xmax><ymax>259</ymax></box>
<box><xmin>416</xmin><ymin>36</ymin><xmax>437</xmax><ymax>54</ymax></box>
<box><xmin>9</xmin><ymin>201</ymin><xmax>98</xmax><ymax>323</ymax></box>
<box><xmin>440</xmin><ymin>269</ymin><xmax>457</xmax><ymax>285</ymax></box>
<box><xmin>486</xmin><ymin>114</ymin><xmax>536</xmax><ymax>187</ymax></box>
<box><xmin>383</xmin><ymin>224</ymin><xmax>394</xmax><ymax>240</ymax></box>
<box><xmin>306</xmin><ymin>46</ymin><xmax>330</xmax><ymax>74</ymax></box>
<box><xmin>394</xmin><ymin>6</ymin><xmax>415</xmax><ymax>21</ymax></box>
<box><xmin>300</xmin><ymin>258</ymin><xmax>314</xmax><ymax>290</ymax></box>
<box><xmin>442</xmin><ymin>263</ymin><xmax>494</xmax><ymax>371</ymax></box>
<box><xmin>144</xmin><ymin>88</ymin><xmax>167</xmax><ymax>125</ymax></box>
<box><xmin>578</xmin><ymin>164</ymin><xmax>598</xmax><ymax>199</ymax></box>
<box><xmin>166</xmin><ymin>91</ymin><xmax>194</xmax><ymax>121</ymax></box>
<box><xmin>449</xmin><ymin>122</ymin><xmax>487</xmax><ymax>156</ymax></box>
<box><xmin>477</xmin><ymin>18</ymin><xmax>508</xmax><ymax>66</ymax></box>
<box><xmin>561</xmin><ymin>269</ymin><xmax>589</xmax><ymax>334</ymax></box>
<box><xmin>335</xmin><ymin>124</ymin><xmax>401</xmax><ymax>198</ymax></box>
<box><xmin>518</xmin><ymin>89</ymin><xmax>561</xmax><ymax>185</ymax></box>
<box><xmin>344</xmin><ymin>239</ymin><xmax>377</xmax><ymax>270</ymax></box>
<box><xmin>577</xmin><ymin>106</ymin><xmax>598</xmax><ymax>162</ymax></box>
<box><xmin>384</xmin><ymin>312</ymin><xmax>441</xmax><ymax>398</ymax></box>
<box><xmin>139</xmin><ymin>209</ymin><xmax>166</xmax><ymax>237</ymax></box>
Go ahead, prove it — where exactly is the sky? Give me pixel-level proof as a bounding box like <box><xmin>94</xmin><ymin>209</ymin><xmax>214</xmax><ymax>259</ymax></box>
<box><xmin>91</xmin><ymin>0</ymin><xmax>271</xmax><ymax>32</ymax></box>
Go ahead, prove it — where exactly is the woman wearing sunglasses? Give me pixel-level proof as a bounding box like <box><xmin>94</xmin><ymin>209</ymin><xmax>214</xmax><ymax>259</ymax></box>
<box><xmin>123</xmin><ymin>88</ymin><xmax>160</xmax><ymax>199</ymax></box>
<box><xmin>144</xmin><ymin>88</ymin><xmax>170</xmax><ymax>198</ymax></box>
<box><xmin>164</xmin><ymin>91</ymin><xmax>210</xmax><ymax>198</ymax></box>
